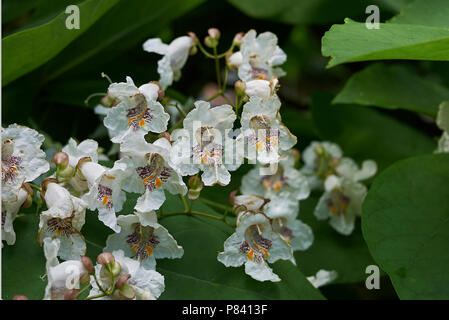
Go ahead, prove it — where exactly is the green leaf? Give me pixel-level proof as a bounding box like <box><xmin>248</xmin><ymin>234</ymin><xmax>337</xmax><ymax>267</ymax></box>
<box><xmin>2</xmin><ymin>0</ymin><xmax>120</xmax><ymax>86</ymax></box>
<box><xmin>322</xmin><ymin>19</ymin><xmax>449</xmax><ymax>68</ymax></box>
<box><xmin>157</xmin><ymin>194</ymin><xmax>324</xmax><ymax>299</ymax></box>
<box><xmin>311</xmin><ymin>93</ymin><xmax>435</xmax><ymax>171</ymax></box>
<box><xmin>390</xmin><ymin>0</ymin><xmax>449</xmax><ymax>27</ymax></box>
<box><xmin>362</xmin><ymin>154</ymin><xmax>449</xmax><ymax>299</ymax></box>
<box><xmin>294</xmin><ymin>193</ymin><xmax>379</xmax><ymax>284</ymax></box>
<box><xmin>333</xmin><ymin>63</ymin><xmax>449</xmax><ymax>117</ymax></box>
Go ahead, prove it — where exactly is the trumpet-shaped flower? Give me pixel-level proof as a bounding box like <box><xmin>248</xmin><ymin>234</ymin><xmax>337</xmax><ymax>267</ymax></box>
<box><xmin>237</xmin><ymin>30</ymin><xmax>286</xmax><ymax>82</ymax></box>
<box><xmin>104</xmin><ymin>210</ymin><xmax>183</xmax><ymax>270</ymax></box>
<box><xmin>103</xmin><ymin>76</ymin><xmax>169</xmax><ymax>143</ymax></box>
<box><xmin>241</xmin><ymin>149</ymin><xmax>309</xmax><ymax>201</ymax></box>
<box><xmin>80</xmin><ymin>160</ymin><xmax>129</xmax><ymax>232</ymax></box>
<box><xmin>314</xmin><ymin>159</ymin><xmax>377</xmax><ymax>235</ymax></box>
<box><xmin>43</xmin><ymin>238</ymin><xmax>88</xmax><ymax>300</ymax></box>
<box><xmin>1</xmin><ymin>124</ymin><xmax>49</xmax><ymax>202</ymax></box>
<box><xmin>2</xmin><ymin>187</ymin><xmax>29</xmax><ymax>245</ymax></box>
<box><xmin>218</xmin><ymin>212</ymin><xmax>292</xmax><ymax>282</ymax></box>
<box><xmin>89</xmin><ymin>250</ymin><xmax>165</xmax><ymax>300</ymax></box>
<box><xmin>143</xmin><ymin>36</ymin><xmax>194</xmax><ymax>89</ymax></box>
<box><xmin>120</xmin><ymin>135</ymin><xmax>187</xmax><ymax>212</ymax></box>
<box><xmin>38</xmin><ymin>182</ymin><xmax>87</xmax><ymax>260</ymax></box>
<box><xmin>241</xmin><ymin>96</ymin><xmax>296</xmax><ymax>164</ymax></box>
<box><xmin>171</xmin><ymin>101</ymin><xmax>237</xmax><ymax>186</ymax></box>
<box><xmin>244</xmin><ymin>78</ymin><xmax>279</xmax><ymax>100</ymax></box>
<box><xmin>300</xmin><ymin>141</ymin><xmax>343</xmax><ymax>190</ymax></box>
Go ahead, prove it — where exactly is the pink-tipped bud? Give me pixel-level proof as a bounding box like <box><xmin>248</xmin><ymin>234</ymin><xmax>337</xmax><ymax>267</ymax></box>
<box><xmin>13</xmin><ymin>295</ymin><xmax>29</xmax><ymax>300</ymax></box>
<box><xmin>81</xmin><ymin>256</ymin><xmax>95</xmax><ymax>274</ymax></box>
<box><xmin>234</xmin><ymin>80</ymin><xmax>246</xmax><ymax>96</ymax></box>
<box><xmin>52</xmin><ymin>152</ymin><xmax>69</xmax><ymax>168</ymax></box>
<box><xmin>116</xmin><ymin>274</ymin><xmax>131</xmax><ymax>289</ymax></box>
<box><xmin>228</xmin><ymin>190</ymin><xmax>238</xmax><ymax>205</ymax></box>
<box><xmin>150</xmin><ymin>81</ymin><xmax>165</xmax><ymax>100</ymax></box>
<box><xmin>204</xmin><ymin>36</ymin><xmax>217</xmax><ymax>48</ymax></box>
<box><xmin>187</xmin><ymin>32</ymin><xmax>199</xmax><ymax>44</ymax></box>
<box><xmin>233</xmin><ymin>32</ymin><xmax>244</xmax><ymax>46</ymax></box>
<box><xmin>97</xmin><ymin>252</ymin><xmax>115</xmax><ymax>265</ymax></box>
<box><xmin>64</xmin><ymin>289</ymin><xmax>81</xmax><ymax>300</ymax></box>
<box><xmin>157</xmin><ymin>132</ymin><xmax>172</xmax><ymax>142</ymax></box>
<box><xmin>208</xmin><ymin>28</ymin><xmax>221</xmax><ymax>40</ymax></box>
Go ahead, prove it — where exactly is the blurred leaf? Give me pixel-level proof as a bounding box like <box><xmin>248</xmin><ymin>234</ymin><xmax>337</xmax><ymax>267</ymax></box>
<box><xmin>362</xmin><ymin>154</ymin><xmax>449</xmax><ymax>299</ymax></box>
<box><xmin>333</xmin><ymin>63</ymin><xmax>449</xmax><ymax>117</ymax></box>
<box><xmin>311</xmin><ymin>93</ymin><xmax>435</xmax><ymax>171</ymax></box>
<box><xmin>295</xmin><ymin>194</ymin><xmax>379</xmax><ymax>284</ymax></box>
<box><xmin>322</xmin><ymin>19</ymin><xmax>449</xmax><ymax>68</ymax></box>
<box><xmin>390</xmin><ymin>0</ymin><xmax>449</xmax><ymax>27</ymax></box>
<box><xmin>2</xmin><ymin>0</ymin><xmax>120</xmax><ymax>86</ymax></box>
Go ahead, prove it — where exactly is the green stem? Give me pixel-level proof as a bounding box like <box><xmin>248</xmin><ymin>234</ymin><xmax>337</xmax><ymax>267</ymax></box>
<box><xmin>85</xmin><ymin>293</ymin><xmax>107</xmax><ymax>300</ymax></box>
<box><xmin>92</xmin><ymin>273</ymin><xmax>108</xmax><ymax>295</ymax></box>
<box><xmin>180</xmin><ymin>195</ymin><xmax>189</xmax><ymax>212</ymax></box>
<box><xmin>213</xmin><ymin>46</ymin><xmax>222</xmax><ymax>89</ymax></box>
<box><xmin>167</xmin><ymin>102</ymin><xmax>187</xmax><ymax>118</ymax></box>
<box><xmin>28</xmin><ymin>183</ymin><xmax>42</xmax><ymax>192</ymax></box>
<box><xmin>168</xmin><ymin>118</ymin><xmax>183</xmax><ymax>133</ymax></box>
<box><xmin>199</xmin><ymin>198</ymin><xmax>233</xmax><ymax>213</ymax></box>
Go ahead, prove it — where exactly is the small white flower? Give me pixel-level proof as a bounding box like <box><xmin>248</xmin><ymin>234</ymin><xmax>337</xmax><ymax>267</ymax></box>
<box><xmin>80</xmin><ymin>160</ymin><xmax>129</xmax><ymax>233</ymax></box>
<box><xmin>218</xmin><ymin>212</ymin><xmax>292</xmax><ymax>282</ymax></box>
<box><xmin>120</xmin><ymin>135</ymin><xmax>187</xmax><ymax>212</ymax></box>
<box><xmin>300</xmin><ymin>141</ymin><xmax>343</xmax><ymax>190</ymax></box>
<box><xmin>171</xmin><ymin>101</ymin><xmax>236</xmax><ymax>186</ymax></box>
<box><xmin>2</xmin><ymin>187</ymin><xmax>28</xmax><ymax>245</ymax></box>
<box><xmin>43</xmin><ymin>238</ymin><xmax>88</xmax><ymax>300</ymax></box>
<box><xmin>103</xmin><ymin>76</ymin><xmax>169</xmax><ymax>143</ymax></box>
<box><xmin>314</xmin><ymin>157</ymin><xmax>376</xmax><ymax>235</ymax></box>
<box><xmin>104</xmin><ymin>210</ymin><xmax>183</xmax><ymax>270</ymax></box>
<box><xmin>241</xmin><ymin>96</ymin><xmax>296</xmax><ymax>164</ymax></box>
<box><xmin>244</xmin><ymin>78</ymin><xmax>278</xmax><ymax>100</ymax></box>
<box><xmin>1</xmin><ymin>124</ymin><xmax>49</xmax><ymax>202</ymax></box>
<box><xmin>88</xmin><ymin>249</ymin><xmax>165</xmax><ymax>300</ymax></box>
<box><xmin>307</xmin><ymin>269</ymin><xmax>338</xmax><ymax>288</ymax></box>
<box><xmin>241</xmin><ymin>149</ymin><xmax>310</xmax><ymax>201</ymax></box>
<box><xmin>237</xmin><ymin>30</ymin><xmax>286</xmax><ymax>82</ymax></box>
<box><xmin>38</xmin><ymin>182</ymin><xmax>87</xmax><ymax>260</ymax></box>
<box><xmin>436</xmin><ymin>102</ymin><xmax>449</xmax><ymax>153</ymax></box>
<box><xmin>143</xmin><ymin>36</ymin><xmax>194</xmax><ymax>89</ymax></box>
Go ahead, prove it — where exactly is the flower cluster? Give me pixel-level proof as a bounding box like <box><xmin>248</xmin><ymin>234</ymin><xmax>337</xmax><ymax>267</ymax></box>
<box><xmin>4</xmin><ymin>28</ymin><xmax>380</xmax><ymax>300</ymax></box>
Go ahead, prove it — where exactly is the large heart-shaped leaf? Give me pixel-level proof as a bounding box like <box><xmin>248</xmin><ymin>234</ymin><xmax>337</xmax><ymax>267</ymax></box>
<box><xmin>333</xmin><ymin>63</ymin><xmax>449</xmax><ymax>117</ymax></box>
<box><xmin>362</xmin><ymin>154</ymin><xmax>449</xmax><ymax>299</ymax></box>
<box><xmin>2</xmin><ymin>0</ymin><xmax>120</xmax><ymax>86</ymax></box>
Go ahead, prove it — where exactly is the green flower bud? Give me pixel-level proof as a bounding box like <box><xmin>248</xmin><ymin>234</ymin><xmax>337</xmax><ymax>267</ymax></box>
<box><xmin>204</xmin><ymin>36</ymin><xmax>218</xmax><ymax>48</ymax></box>
<box><xmin>187</xmin><ymin>175</ymin><xmax>204</xmax><ymax>200</ymax></box>
<box><xmin>118</xmin><ymin>283</ymin><xmax>136</xmax><ymax>300</ymax></box>
<box><xmin>234</xmin><ymin>80</ymin><xmax>246</xmax><ymax>97</ymax></box>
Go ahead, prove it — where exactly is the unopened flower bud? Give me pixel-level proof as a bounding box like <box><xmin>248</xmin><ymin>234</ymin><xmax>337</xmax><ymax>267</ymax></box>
<box><xmin>204</xmin><ymin>36</ymin><xmax>218</xmax><ymax>48</ymax></box>
<box><xmin>13</xmin><ymin>295</ymin><xmax>29</xmax><ymax>300</ymax></box>
<box><xmin>187</xmin><ymin>32</ymin><xmax>199</xmax><ymax>44</ymax></box>
<box><xmin>81</xmin><ymin>256</ymin><xmax>95</xmax><ymax>274</ymax></box>
<box><xmin>97</xmin><ymin>252</ymin><xmax>115</xmax><ymax>265</ymax></box>
<box><xmin>118</xmin><ymin>283</ymin><xmax>136</xmax><ymax>300</ymax></box>
<box><xmin>64</xmin><ymin>289</ymin><xmax>81</xmax><ymax>300</ymax></box>
<box><xmin>52</xmin><ymin>152</ymin><xmax>69</xmax><ymax>168</ymax></box>
<box><xmin>189</xmin><ymin>45</ymin><xmax>198</xmax><ymax>56</ymax></box>
<box><xmin>233</xmin><ymin>32</ymin><xmax>244</xmax><ymax>46</ymax></box>
<box><xmin>116</xmin><ymin>274</ymin><xmax>131</xmax><ymax>289</ymax></box>
<box><xmin>187</xmin><ymin>175</ymin><xmax>204</xmax><ymax>201</ymax></box>
<box><xmin>227</xmin><ymin>52</ymin><xmax>242</xmax><ymax>71</ymax></box>
<box><xmin>150</xmin><ymin>81</ymin><xmax>165</xmax><ymax>100</ymax></box>
<box><xmin>234</xmin><ymin>80</ymin><xmax>246</xmax><ymax>97</ymax></box>
<box><xmin>208</xmin><ymin>28</ymin><xmax>221</xmax><ymax>40</ymax></box>
<box><xmin>228</xmin><ymin>190</ymin><xmax>238</xmax><ymax>205</ymax></box>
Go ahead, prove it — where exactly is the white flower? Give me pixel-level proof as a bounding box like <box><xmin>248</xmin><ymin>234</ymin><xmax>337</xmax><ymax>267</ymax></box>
<box><xmin>300</xmin><ymin>141</ymin><xmax>343</xmax><ymax>190</ymax></box>
<box><xmin>38</xmin><ymin>182</ymin><xmax>88</xmax><ymax>260</ymax></box>
<box><xmin>104</xmin><ymin>211</ymin><xmax>183</xmax><ymax>270</ymax></box>
<box><xmin>227</xmin><ymin>51</ymin><xmax>243</xmax><ymax>70</ymax></box>
<box><xmin>120</xmin><ymin>135</ymin><xmax>187</xmax><ymax>212</ymax></box>
<box><xmin>103</xmin><ymin>76</ymin><xmax>169</xmax><ymax>143</ymax></box>
<box><xmin>314</xmin><ymin>157</ymin><xmax>377</xmax><ymax>235</ymax></box>
<box><xmin>436</xmin><ymin>102</ymin><xmax>449</xmax><ymax>153</ymax></box>
<box><xmin>218</xmin><ymin>212</ymin><xmax>292</xmax><ymax>282</ymax></box>
<box><xmin>241</xmin><ymin>96</ymin><xmax>296</xmax><ymax>164</ymax></box>
<box><xmin>171</xmin><ymin>100</ymin><xmax>237</xmax><ymax>186</ymax></box>
<box><xmin>88</xmin><ymin>250</ymin><xmax>165</xmax><ymax>300</ymax></box>
<box><xmin>241</xmin><ymin>149</ymin><xmax>310</xmax><ymax>201</ymax></box>
<box><xmin>80</xmin><ymin>160</ymin><xmax>129</xmax><ymax>233</ymax></box>
<box><xmin>143</xmin><ymin>36</ymin><xmax>194</xmax><ymax>89</ymax></box>
<box><xmin>307</xmin><ymin>269</ymin><xmax>338</xmax><ymax>288</ymax></box>
<box><xmin>43</xmin><ymin>238</ymin><xmax>88</xmax><ymax>300</ymax></box>
<box><xmin>244</xmin><ymin>78</ymin><xmax>278</xmax><ymax>100</ymax></box>
<box><xmin>2</xmin><ymin>187</ymin><xmax>28</xmax><ymax>245</ymax></box>
<box><xmin>1</xmin><ymin>124</ymin><xmax>49</xmax><ymax>202</ymax></box>
<box><xmin>237</xmin><ymin>30</ymin><xmax>286</xmax><ymax>82</ymax></box>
